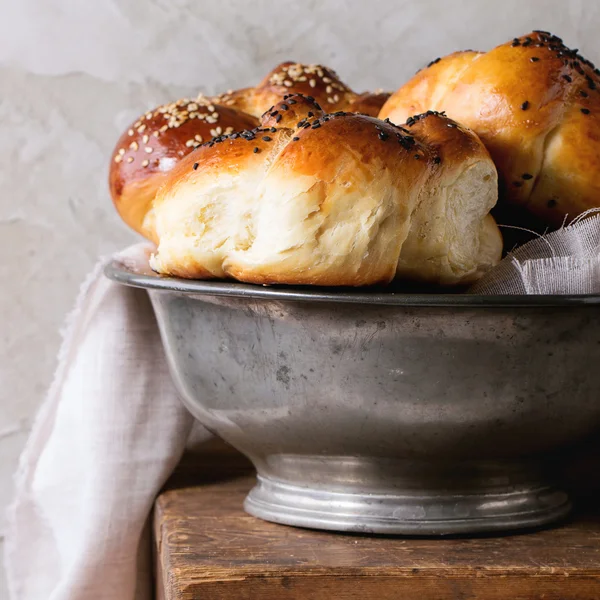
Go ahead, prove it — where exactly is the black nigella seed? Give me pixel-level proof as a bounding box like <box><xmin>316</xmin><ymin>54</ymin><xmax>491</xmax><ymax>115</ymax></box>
<box><xmin>276</xmin><ymin>114</ymin><xmax>282</xmax><ymax>123</ymax></box>
<box><xmin>253</xmin><ymin>147</ymin><xmax>259</xmax><ymax>153</ymax></box>
<box><xmin>288</xmin><ymin>99</ymin><xmax>296</xmax><ymax>104</ymax></box>
<box><xmin>307</xmin><ymin>111</ymin><xmax>314</xmax><ymax>117</ymax></box>
<box><xmin>513</xmin><ymin>181</ymin><xmax>523</xmax><ymax>187</ymax></box>
<box><xmin>433</xmin><ymin>156</ymin><xmax>442</xmax><ymax>164</ymax></box>
<box><xmin>414</xmin><ymin>154</ymin><xmax>420</xmax><ymax>159</ymax></box>
<box><xmin>303</xmin><ymin>122</ymin><xmax>311</xmax><ymax>128</ymax></box>
<box><xmin>522</xmin><ymin>40</ymin><xmax>531</xmax><ymax>47</ymax></box>
<box><xmin>262</xmin><ymin>136</ymin><xmax>272</xmax><ymax>141</ymax></box>
<box><xmin>192</xmin><ymin>162</ymin><xmax>199</xmax><ymax>170</ymax></box>
<box><xmin>580</xmin><ymin>90</ymin><xmax>589</xmax><ymax>98</ymax></box>
<box><xmin>522</xmin><ymin>173</ymin><xmax>533</xmax><ymax>180</ymax></box>
<box><xmin>447</xmin><ymin>122</ymin><xmax>457</xmax><ymax>128</ymax></box>
<box><xmin>378</xmin><ymin>132</ymin><xmax>389</xmax><ymax>141</ymax></box>
<box><xmin>521</xmin><ymin>101</ymin><xmax>530</xmax><ymax>110</ymax></box>
<box><xmin>531</xmin><ymin>57</ymin><xmax>540</xmax><ymax>62</ymax></box>
<box><xmin>562</xmin><ymin>74</ymin><xmax>572</xmax><ymax>83</ymax></box>
<box><xmin>280</xmin><ymin>104</ymin><xmax>288</xmax><ymax>111</ymax></box>
<box><xmin>581</xmin><ymin>108</ymin><xmax>591</xmax><ymax>114</ymax></box>
<box><xmin>312</xmin><ymin>122</ymin><xmax>321</xmax><ymax>129</ymax></box>
<box><xmin>292</xmin><ymin>136</ymin><xmax>300</xmax><ymax>141</ymax></box>
<box><xmin>307</xmin><ymin>96</ymin><xmax>315</xmax><ymax>101</ymax></box>
<box><xmin>270</xmin><ymin>127</ymin><xmax>276</xmax><ymax>132</ymax></box>
<box><xmin>297</xmin><ymin>120</ymin><xmax>306</xmax><ymax>127</ymax></box>
<box><xmin>547</xmin><ymin>199</ymin><xmax>557</xmax><ymax>208</ymax></box>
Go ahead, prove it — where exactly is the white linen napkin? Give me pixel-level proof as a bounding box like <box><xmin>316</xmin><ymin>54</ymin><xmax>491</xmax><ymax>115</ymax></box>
<box><xmin>4</xmin><ymin>244</ymin><xmax>210</xmax><ymax>600</ymax></box>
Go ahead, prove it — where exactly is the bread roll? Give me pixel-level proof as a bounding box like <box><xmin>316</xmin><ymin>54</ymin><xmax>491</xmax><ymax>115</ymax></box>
<box><xmin>214</xmin><ymin>62</ymin><xmax>390</xmax><ymax>118</ymax></box>
<box><xmin>109</xmin><ymin>97</ymin><xmax>258</xmax><ymax>239</ymax></box>
<box><xmin>380</xmin><ymin>31</ymin><xmax>600</xmax><ymax>227</ymax></box>
<box><xmin>149</xmin><ymin>95</ymin><xmax>501</xmax><ymax>286</ymax></box>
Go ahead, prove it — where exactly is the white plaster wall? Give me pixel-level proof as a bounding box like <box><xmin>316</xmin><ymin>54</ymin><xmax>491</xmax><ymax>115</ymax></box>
<box><xmin>1</xmin><ymin>0</ymin><xmax>599</xmax><ymax>596</ymax></box>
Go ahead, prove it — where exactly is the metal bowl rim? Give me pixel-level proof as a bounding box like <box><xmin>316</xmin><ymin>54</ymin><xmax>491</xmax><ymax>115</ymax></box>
<box><xmin>104</xmin><ymin>258</ymin><xmax>600</xmax><ymax>307</ymax></box>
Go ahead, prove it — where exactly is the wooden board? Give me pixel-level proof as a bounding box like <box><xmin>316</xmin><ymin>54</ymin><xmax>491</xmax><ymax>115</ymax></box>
<box><xmin>154</xmin><ymin>443</ymin><xmax>600</xmax><ymax>600</ymax></box>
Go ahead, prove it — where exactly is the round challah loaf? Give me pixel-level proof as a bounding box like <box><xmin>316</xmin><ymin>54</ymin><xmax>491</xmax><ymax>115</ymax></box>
<box><xmin>380</xmin><ymin>31</ymin><xmax>600</xmax><ymax>227</ymax></box>
<box><xmin>148</xmin><ymin>95</ymin><xmax>502</xmax><ymax>286</ymax></box>
<box><xmin>109</xmin><ymin>63</ymin><xmax>388</xmax><ymax>240</ymax></box>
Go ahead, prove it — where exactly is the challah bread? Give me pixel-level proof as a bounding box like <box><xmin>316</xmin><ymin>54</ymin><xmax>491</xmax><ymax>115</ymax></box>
<box><xmin>380</xmin><ymin>31</ymin><xmax>600</xmax><ymax>227</ymax></box>
<box><xmin>215</xmin><ymin>62</ymin><xmax>390</xmax><ymax>118</ymax></box>
<box><xmin>149</xmin><ymin>96</ymin><xmax>502</xmax><ymax>286</ymax></box>
<box><xmin>109</xmin><ymin>97</ymin><xmax>258</xmax><ymax>239</ymax></box>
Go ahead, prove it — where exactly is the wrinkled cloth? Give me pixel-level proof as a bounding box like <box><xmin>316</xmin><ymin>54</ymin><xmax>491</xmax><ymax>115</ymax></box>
<box><xmin>4</xmin><ymin>244</ymin><xmax>210</xmax><ymax>600</ymax></box>
<box><xmin>471</xmin><ymin>212</ymin><xmax>600</xmax><ymax>294</ymax></box>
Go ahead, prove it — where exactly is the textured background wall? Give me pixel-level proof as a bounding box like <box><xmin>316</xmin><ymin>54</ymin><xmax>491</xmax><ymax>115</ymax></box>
<box><xmin>1</xmin><ymin>0</ymin><xmax>599</xmax><ymax>596</ymax></box>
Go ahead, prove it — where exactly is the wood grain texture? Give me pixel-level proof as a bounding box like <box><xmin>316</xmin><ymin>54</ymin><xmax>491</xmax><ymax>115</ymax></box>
<box><xmin>154</xmin><ymin>442</ymin><xmax>600</xmax><ymax>600</ymax></box>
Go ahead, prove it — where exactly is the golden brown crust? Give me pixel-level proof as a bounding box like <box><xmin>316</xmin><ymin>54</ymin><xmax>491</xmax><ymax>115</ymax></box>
<box><xmin>215</xmin><ymin>62</ymin><xmax>391</xmax><ymax>119</ymax></box>
<box><xmin>346</xmin><ymin>91</ymin><xmax>392</xmax><ymax>117</ymax></box>
<box><xmin>109</xmin><ymin>97</ymin><xmax>258</xmax><ymax>237</ymax></box>
<box><xmin>381</xmin><ymin>31</ymin><xmax>600</xmax><ymax>226</ymax></box>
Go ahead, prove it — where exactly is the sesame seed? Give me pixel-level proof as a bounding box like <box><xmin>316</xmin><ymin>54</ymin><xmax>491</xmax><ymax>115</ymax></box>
<box><xmin>138</xmin><ymin>124</ymin><xmax>146</xmax><ymax>133</ymax></box>
<box><xmin>129</xmin><ymin>141</ymin><xmax>138</xmax><ymax>150</ymax></box>
<box><xmin>581</xmin><ymin>108</ymin><xmax>591</xmax><ymax>114</ymax></box>
<box><xmin>144</xmin><ymin>147</ymin><xmax>153</xmax><ymax>153</ymax></box>
<box><xmin>253</xmin><ymin>147</ymin><xmax>259</xmax><ymax>153</ymax></box>
<box><xmin>309</xmin><ymin>79</ymin><xmax>316</xmax><ymax>87</ymax></box>
<box><xmin>126</xmin><ymin>156</ymin><xmax>134</xmax><ymax>163</ymax></box>
<box><xmin>114</xmin><ymin>155</ymin><xmax>122</xmax><ymax>163</ymax></box>
<box><xmin>128</xmin><ymin>129</ymin><xmax>134</xmax><ymax>136</ymax></box>
<box><xmin>193</xmin><ymin>162</ymin><xmax>199</xmax><ymax>170</ymax></box>
<box><xmin>142</xmin><ymin>134</ymin><xmax>149</xmax><ymax>143</ymax></box>
<box><xmin>142</xmin><ymin>159</ymin><xmax>149</xmax><ymax>167</ymax></box>
<box><xmin>521</xmin><ymin>101</ymin><xmax>530</xmax><ymax>110</ymax></box>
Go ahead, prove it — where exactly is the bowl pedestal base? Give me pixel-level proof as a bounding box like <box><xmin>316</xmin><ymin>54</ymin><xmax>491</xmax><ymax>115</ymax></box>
<box><xmin>244</xmin><ymin>456</ymin><xmax>571</xmax><ymax>535</ymax></box>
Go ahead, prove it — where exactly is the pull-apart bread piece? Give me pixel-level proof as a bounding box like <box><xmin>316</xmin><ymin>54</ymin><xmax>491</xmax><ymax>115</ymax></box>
<box><xmin>149</xmin><ymin>95</ymin><xmax>502</xmax><ymax>286</ymax></box>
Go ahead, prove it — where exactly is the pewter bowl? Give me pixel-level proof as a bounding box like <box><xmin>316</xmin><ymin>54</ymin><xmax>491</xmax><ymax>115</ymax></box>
<box><xmin>106</xmin><ymin>255</ymin><xmax>600</xmax><ymax>535</ymax></box>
